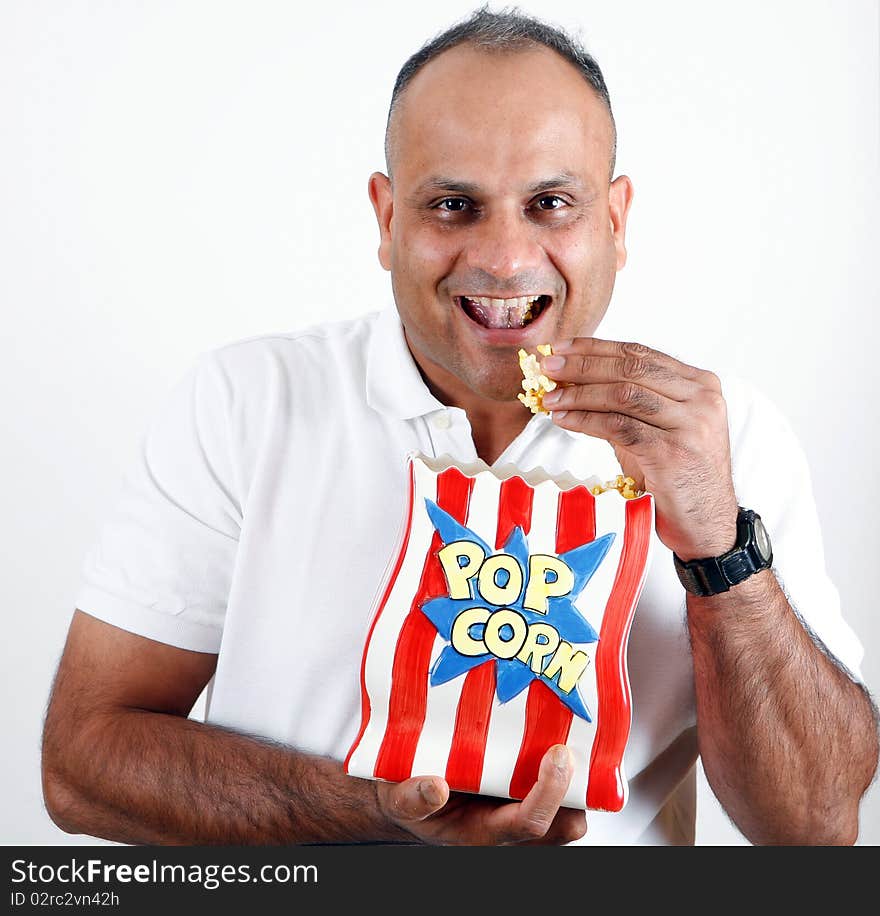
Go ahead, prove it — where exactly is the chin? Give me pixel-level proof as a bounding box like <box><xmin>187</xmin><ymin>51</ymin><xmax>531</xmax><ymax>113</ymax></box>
<box><xmin>466</xmin><ymin>369</ymin><xmax>522</xmax><ymax>404</ymax></box>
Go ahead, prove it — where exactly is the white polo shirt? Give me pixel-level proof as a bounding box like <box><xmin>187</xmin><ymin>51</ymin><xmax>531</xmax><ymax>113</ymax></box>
<box><xmin>74</xmin><ymin>305</ymin><xmax>865</xmax><ymax>845</ymax></box>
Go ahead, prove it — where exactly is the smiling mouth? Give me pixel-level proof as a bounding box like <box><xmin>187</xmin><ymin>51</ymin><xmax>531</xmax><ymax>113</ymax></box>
<box><xmin>456</xmin><ymin>295</ymin><xmax>552</xmax><ymax>329</ymax></box>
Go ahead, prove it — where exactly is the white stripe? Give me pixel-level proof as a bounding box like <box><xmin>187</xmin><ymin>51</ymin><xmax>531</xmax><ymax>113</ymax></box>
<box><xmin>409</xmin><ymin>635</ymin><xmax>462</xmax><ymax>778</ymax></box>
<box><xmin>556</xmin><ymin>489</ymin><xmax>628</xmax><ymax>807</ymax></box>
<box><xmin>478</xmin><ymin>691</ymin><xmax>528</xmax><ymax>800</ymax></box>
<box><xmin>410</xmin><ymin>470</ymin><xmax>502</xmax><ymax>781</ymax></box>
<box><xmin>527</xmin><ymin>479</ymin><xmax>558</xmax><ymax>554</ymax></box>
<box><xmin>476</xmin><ymin>479</ymin><xmax>557</xmax><ymax>798</ymax></box>
<box><xmin>346</xmin><ymin>458</ymin><xmax>439</xmax><ymax>778</ymax></box>
<box><xmin>462</xmin><ymin>470</ymin><xmax>502</xmax><ymax>551</ymax></box>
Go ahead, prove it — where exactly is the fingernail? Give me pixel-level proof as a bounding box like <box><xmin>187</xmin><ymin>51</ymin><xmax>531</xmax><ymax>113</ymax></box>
<box><xmin>551</xmin><ymin>410</ymin><xmax>567</xmax><ymax>421</ymax></box>
<box><xmin>553</xmin><ymin>338</ymin><xmax>575</xmax><ymax>352</ymax></box>
<box><xmin>551</xmin><ymin>745</ymin><xmax>571</xmax><ymax>771</ymax></box>
<box><xmin>542</xmin><ymin>355</ymin><xmax>565</xmax><ymax>371</ymax></box>
<box><xmin>418</xmin><ymin>779</ymin><xmax>443</xmax><ymax>807</ymax></box>
<box><xmin>542</xmin><ymin>388</ymin><xmax>561</xmax><ymax>406</ymax></box>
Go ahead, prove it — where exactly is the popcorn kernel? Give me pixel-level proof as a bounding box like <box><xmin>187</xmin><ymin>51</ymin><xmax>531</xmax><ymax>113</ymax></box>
<box><xmin>517</xmin><ymin>345</ymin><xmax>557</xmax><ymax>415</ymax></box>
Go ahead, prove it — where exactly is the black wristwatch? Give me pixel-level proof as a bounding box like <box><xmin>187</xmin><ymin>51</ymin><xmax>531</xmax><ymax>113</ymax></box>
<box><xmin>673</xmin><ymin>507</ymin><xmax>773</xmax><ymax>597</ymax></box>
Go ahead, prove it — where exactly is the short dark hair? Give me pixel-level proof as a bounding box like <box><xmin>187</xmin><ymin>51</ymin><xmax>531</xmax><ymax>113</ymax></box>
<box><xmin>385</xmin><ymin>4</ymin><xmax>617</xmax><ymax>179</ymax></box>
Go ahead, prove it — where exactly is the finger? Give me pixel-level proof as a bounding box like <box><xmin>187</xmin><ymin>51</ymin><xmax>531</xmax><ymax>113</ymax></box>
<box><xmin>542</xmin><ymin>381</ymin><xmax>685</xmax><ymax>430</ymax></box>
<box><xmin>550</xmin><ymin>408</ymin><xmax>661</xmax><ymax>452</ymax></box>
<box><xmin>486</xmin><ymin>744</ymin><xmax>574</xmax><ymax>843</ymax></box>
<box><xmin>380</xmin><ymin>775</ymin><xmax>450</xmax><ymax>824</ymax></box>
<box><xmin>552</xmin><ymin>336</ymin><xmax>704</xmax><ymax>377</ymax></box>
<box><xmin>519</xmin><ymin>806</ymin><xmax>588</xmax><ymax>846</ymax></box>
<box><xmin>544</xmin><ymin>340</ymin><xmax>705</xmax><ymax>401</ymax></box>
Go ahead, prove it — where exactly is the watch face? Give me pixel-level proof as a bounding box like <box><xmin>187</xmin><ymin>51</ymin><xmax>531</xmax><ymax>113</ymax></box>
<box><xmin>754</xmin><ymin>516</ymin><xmax>772</xmax><ymax>562</ymax></box>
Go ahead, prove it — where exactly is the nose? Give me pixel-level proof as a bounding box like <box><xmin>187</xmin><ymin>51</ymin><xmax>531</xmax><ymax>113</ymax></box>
<box><xmin>461</xmin><ymin>206</ymin><xmax>545</xmax><ymax>280</ymax></box>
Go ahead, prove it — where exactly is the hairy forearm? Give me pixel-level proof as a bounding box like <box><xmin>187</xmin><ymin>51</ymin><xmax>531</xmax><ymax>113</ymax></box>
<box><xmin>42</xmin><ymin>708</ymin><xmax>412</xmax><ymax>846</ymax></box>
<box><xmin>687</xmin><ymin>569</ymin><xmax>878</xmax><ymax>845</ymax></box>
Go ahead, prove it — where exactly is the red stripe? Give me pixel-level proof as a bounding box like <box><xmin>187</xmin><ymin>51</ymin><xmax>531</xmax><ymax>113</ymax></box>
<box><xmin>444</xmin><ymin>660</ymin><xmax>496</xmax><ymax>790</ymax></box>
<box><xmin>444</xmin><ymin>475</ymin><xmax>534</xmax><ymax>792</ymax></box>
<box><xmin>373</xmin><ymin>467</ymin><xmax>473</xmax><ymax>782</ymax></box>
<box><xmin>556</xmin><ymin>485</ymin><xmax>596</xmax><ymax>554</ymax></box>
<box><xmin>344</xmin><ymin>461</ymin><xmax>415</xmax><ymax>772</ymax></box>
<box><xmin>586</xmin><ymin>494</ymin><xmax>653</xmax><ymax>811</ymax></box>
<box><xmin>509</xmin><ymin>680</ymin><xmax>575</xmax><ymax>799</ymax></box>
<box><xmin>495</xmin><ymin>475</ymin><xmax>534</xmax><ymax>544</ymax></box>
<box><xmin>508</xmin><ymin>485</ymin><xmax>595</xmax><ymax>800</ymax></box>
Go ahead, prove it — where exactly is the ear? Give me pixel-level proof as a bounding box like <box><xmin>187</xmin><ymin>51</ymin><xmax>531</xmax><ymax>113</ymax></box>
<box><xmin>368</xmin><ymin>171</ymin><xmax>394</xmax><ymax>272</ymax></box>
<box><xmin>608</xmin><ymin>175</ymin><xmax>634</xmax><ymax>271</ymax></box>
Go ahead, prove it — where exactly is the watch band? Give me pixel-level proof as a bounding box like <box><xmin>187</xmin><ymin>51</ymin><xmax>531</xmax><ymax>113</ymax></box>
<box><xmin>673</xmin><ymin>508</ymin><xmax>772</xmax><ymax>597</ymax></box>
<box><xmin>675</xmin><ymin>554</ymin><xmax>732</xmax><ymax>596</ymax></box>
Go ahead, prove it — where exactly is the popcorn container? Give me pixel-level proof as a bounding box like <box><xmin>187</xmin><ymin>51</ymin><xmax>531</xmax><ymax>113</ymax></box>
<box><xmin>345</xmin><ymin>453</ymin><xmax>655</xmax><ymax>812</ymax></box>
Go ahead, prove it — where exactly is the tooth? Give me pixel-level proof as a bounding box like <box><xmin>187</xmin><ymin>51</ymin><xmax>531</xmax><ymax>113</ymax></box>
<box><xmin>490</xmin><ymin>298</ymin><xmax>504</xmax><ymax>309</ymax></box>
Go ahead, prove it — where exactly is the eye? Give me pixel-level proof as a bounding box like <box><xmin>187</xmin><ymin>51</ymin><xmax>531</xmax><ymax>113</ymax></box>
<box><xmin>535</xmin><ymin>195</ymin><xmax>567</xmax><ymax>210</ymax></box>
<box><xmin>436</xmin><ymin>198</ymin><xmax>472</xmax><ymax>212</ymax></box>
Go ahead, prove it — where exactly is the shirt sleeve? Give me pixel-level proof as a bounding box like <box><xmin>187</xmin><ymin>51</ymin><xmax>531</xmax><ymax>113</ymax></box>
<box><xmin>74</xmin><ymin>352</ymin><xmax>242</xmax><ymax>652</ymax></box>
<box><xmin>724</xmin><ymin>375</ymin><xmax>865</xmax><ymax>682</ymax></box>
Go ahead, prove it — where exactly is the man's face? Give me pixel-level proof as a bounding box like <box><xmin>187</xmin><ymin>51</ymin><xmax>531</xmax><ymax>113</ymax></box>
<box><xmin>370</xmin><ymin>43</ymin><xmax>633</xmax><ymax>405</ymax></box>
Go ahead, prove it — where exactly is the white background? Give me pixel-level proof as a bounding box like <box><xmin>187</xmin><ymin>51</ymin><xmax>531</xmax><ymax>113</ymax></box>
<box><xmin>1</xmin><ymin>0</ymin><xmax>877</xmax><ymax>846</ymax></box>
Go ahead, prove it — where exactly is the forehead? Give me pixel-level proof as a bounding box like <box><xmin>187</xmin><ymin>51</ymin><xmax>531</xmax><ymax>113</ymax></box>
<box><xmin>390</xmin><ymin>43</ymin><xmax>612</xmax><ymax>186</ymax></box>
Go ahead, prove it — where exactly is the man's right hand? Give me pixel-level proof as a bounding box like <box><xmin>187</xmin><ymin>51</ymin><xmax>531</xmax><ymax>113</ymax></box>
<box><xmin>376</xmin><ymin>745</ymin><xmax>587</xmax><ymax>845</ymax></box>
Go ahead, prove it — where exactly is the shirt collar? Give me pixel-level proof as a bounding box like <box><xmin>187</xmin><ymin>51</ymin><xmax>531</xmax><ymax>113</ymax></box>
<box><xmin>365</xmin><ymin>307</ymin><xmax>597</xmax><ymax>448</ymax></box>
<box><xmin>365</xmin><ymin>306</ymin><xmax>446</xmax><ymax>419</ymax></box>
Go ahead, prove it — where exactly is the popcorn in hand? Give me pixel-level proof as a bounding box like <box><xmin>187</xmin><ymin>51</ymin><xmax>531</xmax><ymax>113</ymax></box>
<box><xmin>517</xmin><ymin>344</ymin><xmax>557</xmax><ymax>414</ymax></box>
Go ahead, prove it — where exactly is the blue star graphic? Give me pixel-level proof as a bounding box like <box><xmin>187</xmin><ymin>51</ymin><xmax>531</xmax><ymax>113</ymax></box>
<box><xmin>420</xmin><ymin>498</ymin><xmax>615</xmax><ymax>721</ymax></box>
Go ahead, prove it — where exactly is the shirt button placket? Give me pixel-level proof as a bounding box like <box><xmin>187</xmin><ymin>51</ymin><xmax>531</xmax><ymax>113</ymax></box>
<box><xmin>427</xmin><ymin>409</ymin><xmax>478</xmax><ymax>462</ymax></box>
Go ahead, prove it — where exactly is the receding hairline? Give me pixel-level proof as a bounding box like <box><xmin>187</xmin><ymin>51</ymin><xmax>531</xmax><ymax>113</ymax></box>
<box><xmin>384</xmin><ymin>39</ymin><xmax>617</xmax><ymax>183</ymax></box>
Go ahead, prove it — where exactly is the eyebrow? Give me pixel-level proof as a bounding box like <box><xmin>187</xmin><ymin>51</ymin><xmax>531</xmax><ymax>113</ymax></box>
<box><xmin>409</xmin><ymin>172</ymin><xmax>586</xmax><ymax>199</ymax></box>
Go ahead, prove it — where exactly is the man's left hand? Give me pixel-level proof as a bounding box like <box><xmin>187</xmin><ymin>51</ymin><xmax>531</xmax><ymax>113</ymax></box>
<box><xmin>541</xmin><ymin>338</ymin><xmax>738</xmax><ymax>562</ymax></box>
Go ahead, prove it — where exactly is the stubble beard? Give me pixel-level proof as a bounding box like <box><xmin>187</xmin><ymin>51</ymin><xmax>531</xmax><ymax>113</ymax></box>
<box><xmin>399</xmin><ymin>307</ymin><xmax>518</xmax><ymax>405</ymax></box>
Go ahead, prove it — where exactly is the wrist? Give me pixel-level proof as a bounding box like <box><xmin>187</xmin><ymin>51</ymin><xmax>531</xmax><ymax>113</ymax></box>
<box><xmin>673</xmin><ymin>522</ymin><xmax>738</xmax><ymax>564</ymax></box>
<box><xmin>673</xmin><ymin>507</ymin><xmax>773</xmax><ymax>598</ymax></box>
<box><xmin>668</xmin><ymin>494</ymin><xmax>739</xmax><ymax>563</ymax></box>
<box><xmin>672</xmin><ymin>506</ymin><xmax>738</xmax><ymax>563</ymax></box>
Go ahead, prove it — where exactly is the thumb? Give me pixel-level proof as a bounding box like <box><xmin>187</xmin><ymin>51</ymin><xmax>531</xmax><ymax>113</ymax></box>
<box><xmin>381</xmin><ymin>775</ymin><xmax>449</xmax><ymax>824</ymax></box>
<box><xmin>611</xmin><ymin>445</ymin><xmax>644</xmax><ymax>490</ymax></box>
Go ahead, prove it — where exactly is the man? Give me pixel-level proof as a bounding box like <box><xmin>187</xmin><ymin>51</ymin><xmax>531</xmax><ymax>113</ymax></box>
<box><xmin>42</xmin><ymin>8</ymin><xmax>877</xmax><ymax>845</ymax></box>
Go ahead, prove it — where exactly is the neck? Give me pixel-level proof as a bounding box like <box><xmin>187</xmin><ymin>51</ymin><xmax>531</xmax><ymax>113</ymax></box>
<box><xmin>405</xmin><ymin>337</ymin><xmax>531</xmax><ymax>466</ymax></box>
<box><xmin>460</xmin><ymin>398</ymin><xmax>530</xmax><ymax>466</ymax></box>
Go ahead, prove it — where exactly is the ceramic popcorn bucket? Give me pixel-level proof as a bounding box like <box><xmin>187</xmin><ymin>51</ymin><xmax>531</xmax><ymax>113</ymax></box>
<box><xmin>345</xmin><ymin>452</ymin><xmax>655</xmax><ymax>812</ymax></box>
